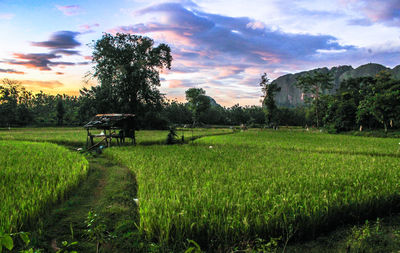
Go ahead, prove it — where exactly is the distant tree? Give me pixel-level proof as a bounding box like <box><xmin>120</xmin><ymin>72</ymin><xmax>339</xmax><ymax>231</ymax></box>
<box><xmin>89</xmin><ymin>33</ymin><xmax>172</xmax><ymax>119</ymax></box>
<box><xmin>295</xmin><ymin>71</ymin><xmax>333</xmax><ymax>128</ymax></box>
<box><xmin>56</xmin><ymin>98</ymin><xmax>65</xmax><ymax>126</ymax></box>
<box><xmin>0</xmin><ymin>79</ymin><xmax>21</xmax><ymax>126</ymax></box>
<box><xmin>163</xmin><ymin>100</ymin><xmax>192</xmax><ymax>125</ymax></box>
<box><xmin>260</xmin><ymin>73</ymin><xmax>281</xmax><ymax>126</ymax></box>
<box><xmin>185</xmin><ymin>88</ymin><xmax>211</xmax><ymax>126</ymax></box>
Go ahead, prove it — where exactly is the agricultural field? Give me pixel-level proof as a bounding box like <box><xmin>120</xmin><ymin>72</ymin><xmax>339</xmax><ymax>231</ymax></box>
<box><xmin>105</xmin><ymin>130</ymin><xmax>400</xmax><ymax>250</ymax></box>
<box><xmin>0</xmin><ymin>127</ymin><xmax>232</xmax><ymax>146</ymax></box>
<box><xmin>1</xmin><ymin>127</ymin><xmax>400</xmax><ymax>251</ymax></box>
<box><xmin>0</xmin><ymin>140</ymin><xmax>88</xmax><ymax>233</ymax></box>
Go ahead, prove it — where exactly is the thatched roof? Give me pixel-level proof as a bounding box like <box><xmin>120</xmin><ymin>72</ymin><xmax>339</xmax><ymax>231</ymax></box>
<box><xmin>84</xmin><ymin>114</ymin><xmax>135</xmax><ymax>129</ymax></box>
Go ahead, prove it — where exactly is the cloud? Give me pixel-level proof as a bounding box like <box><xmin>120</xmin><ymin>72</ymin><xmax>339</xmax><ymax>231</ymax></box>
<box><xmin>345</xmin><ymin>0</ymin><xmax>400</xmax><ymax>26</ymax></box>
<box><xmin>55</xmin><ymin>72</ymin><xmax>64</xmax><ymax>75</ymax></box>
<box><xmin>111</xmin><ymin>1</ymin><xmax>357</xmax><ymax>93</ymax></box>
<box><xmin>115</xmin><ymin>2</ymin><xmax>352</xmax><ymax>66</ymax></box>
<box><xmin>51</xmin><ymin>49</ymin><xmax>81</xmax><ymax>55</ymax></box>
<box><xmin>31</xmin><ymin>31</ymin><xmax>81</xmax><ymax>49</ymax></box>
<box><xmin>0</xmin><ymin>13</ymin><xmax>14</xmax><ymax>20</ymax></box>
<box><xmin>79</xmin><ymin>23</ymin><xmax>100</xmax><ymax>33</ymax></box>
<box><xmin>110</xmin><ymin>1</ymin><xmax>399</xmax><ymax>106</ymax></box>
<box><xmin>5</xmin><ymin>53</ymin><xmax>75</xmax><ymax>71</ymax></box>
<box><xmin>347</xmin><ymin>18</ymin><xmax>373</xmax><ymax>26</ymax></box>
<box><xmin>0</xmin><ymin>68</ymin><xmax>25</xmax><ymax>74</ymax></box>
<box><xmin>168</xmin><ymin>79</ymin><xmax>183</xmax><ymax>88</ymax></box>
<box><xmin>56</xmin><ymin>5</ymin><xmax>82</xmax><ymax>16</ymax></box>
<box><xmin>20</xmin><ymin>80</ymin><xmax>64</xmax><ymax>88</ymax></box>
<box><xmin>168</xmin><ymin>79</ymin><xmax>195</xmax><ymax>88</ymax></box>
<box><xmin>3</xmin><ymin>30</ymin><xmax>88</xmax><ymax>72</ymax></box>
<box><xmin>0</xmin><ymin>69</ymin><xmax>25</xmax><ymax>75</ymax></box>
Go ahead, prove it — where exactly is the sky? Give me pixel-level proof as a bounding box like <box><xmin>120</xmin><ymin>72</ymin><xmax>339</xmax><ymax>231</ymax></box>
<box><xmin>0</xmin><ymin>0</ymin><xmax>399</xmax><ymax>106</ymax></box>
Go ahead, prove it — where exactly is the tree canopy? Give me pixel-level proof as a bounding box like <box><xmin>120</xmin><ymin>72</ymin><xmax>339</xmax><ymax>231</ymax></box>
<box><xmin>87</xmin><ymin>33</ymin><xmax>172</xmax><ymax>116</ymax></box>
<box><xmin>295</xmin><ymin>71</ymin><xmax>333</xmax><ymax>128</ymax></box>
<box><xmin>185</xmin><ymin>88</ymin><xmax>211</xmax><ymax>126</ymax></box>
<box><xmin>260</xmin><ymin>73</ymin><xmax>281</xmax><ymax>126</ymax></box>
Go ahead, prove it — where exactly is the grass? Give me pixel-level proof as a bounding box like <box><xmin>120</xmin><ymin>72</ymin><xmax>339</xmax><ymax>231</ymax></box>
<box><xmin>105</xmin><ymin>129</ymin><xmax>400</xmax><ymax>250</ymax></box>
<box><xmin>0</xmin><ymin>140</ymin><xmax>88</xmax><ymax>234</ymax></box>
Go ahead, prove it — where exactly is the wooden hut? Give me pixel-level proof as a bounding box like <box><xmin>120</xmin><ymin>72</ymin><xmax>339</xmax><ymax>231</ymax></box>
<box><xmin>84</xmin><ymin>114</ymin><xmax>136</xmax><ymax>150</ymax></box>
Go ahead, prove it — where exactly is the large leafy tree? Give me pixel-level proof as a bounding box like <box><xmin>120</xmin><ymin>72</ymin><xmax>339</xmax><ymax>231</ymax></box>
<box><xmin>260</xmin><ymin>73</ymin><xmax>281</xmax><ymax>126</ymax></box>
<box><xmin>90</xmin><ymin>33</ymin><xmax>172</xmax><ymax>117</ymax></box>
<box><xmin>185</xmin><ymin>88</ymin><xmax>211</xmax><ymax>126</ymax></box>
<box><xmin>295</xmin><ymin>71</ymin><xmax>333</xmax><ymax>128</ymax></box>
<box><xmin>357</xmin><ymin>71</ymin><xmax>400</xmax><ymax>132</ymax></box>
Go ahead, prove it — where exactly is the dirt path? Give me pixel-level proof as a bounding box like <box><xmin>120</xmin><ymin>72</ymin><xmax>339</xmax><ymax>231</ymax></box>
<box><xmin>34</xmin><ymin>155</ymin><xmax>138</xmax><ymax>252</ymax></box>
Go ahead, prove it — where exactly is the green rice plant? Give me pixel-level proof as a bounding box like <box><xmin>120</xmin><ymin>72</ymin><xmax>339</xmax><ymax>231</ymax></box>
<box><xmin>105</xmin><ymin>130</ymin><xmax>400</xmax><ymax>249</ymax></box>
<box><xmin>0</xmin><ymin>141</ymin><xmax>88</xmax><ymax>233</ymax></box>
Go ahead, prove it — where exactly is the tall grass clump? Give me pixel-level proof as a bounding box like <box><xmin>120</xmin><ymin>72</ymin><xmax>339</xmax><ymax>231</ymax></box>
<box><xmin>0</xmin><ymin>141</ymin><xmax>88</xmax><ymax>233</ymax></box>
<box><xmin>105</xmin><ymin>130</ymin><xmax>400</xmax><ymax>249</ymax></box>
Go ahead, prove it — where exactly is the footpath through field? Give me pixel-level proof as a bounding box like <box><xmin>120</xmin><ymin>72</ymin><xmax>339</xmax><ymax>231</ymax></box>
<box><xmin>35</xmin><ymin>155</ymin><xmax>139</xmax><ymax>252</ymax></box>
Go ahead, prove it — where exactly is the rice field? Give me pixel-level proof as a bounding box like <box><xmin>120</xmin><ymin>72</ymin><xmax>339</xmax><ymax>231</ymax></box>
<box><xmin>0</xmin><ymin>127</ymin><xmax>232</xmax><ymax>146</ymax></box>
<box><xmin>0</xmin><ymin>140</ymin><xmax>88</xmax><ymax>233</ymax></box>
<box><xmin>105</xmin><ymin>130</ymin><xmax>400</xmax><ymax>248</ymax></box>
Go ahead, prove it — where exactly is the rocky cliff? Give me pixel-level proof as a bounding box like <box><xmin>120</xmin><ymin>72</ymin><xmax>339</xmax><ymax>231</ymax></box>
<box><xmin>273</xmin><ymin>63</ymin><xmax>398</xmax><ymax>107</ymax></box>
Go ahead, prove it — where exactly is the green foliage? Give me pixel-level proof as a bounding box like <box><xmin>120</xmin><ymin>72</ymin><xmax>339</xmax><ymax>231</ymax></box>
<box><xmin>85</xmin><ymin>210</ymin><xmax>111</xmax><ymax>253</ymax></box>
<box><xmin>0</xmin><ymin>141</ymin><xmax>88</xmax><ymax>233</ymax></box>
<box><xmin>105</xmin><ymin>130</ymin><xmax>400</xmax><ymax>250</ymax></box>
<box><xmin>260</xmin><ymin>73</ymin><xmax>281</xmax><ymax>126</ymax></box>
<box><xmin>184</xmin><ymin>239</ymin><xmax>202</xmax><ymax>253</ymax></box>
<box><xmin>0</xmin><ymin>79</ymin><xmax>83</xmax><ymax>127</ymax></box>
<box><xmin>0</xmin><ymin>232</ymin><xmax>13</xmax><ymax>252</ymax></box>
<box><xmin>309</xmin><ymin>71</ymin><xmax>400</xmax><ymax>132</ymax></box>
<box><xmin>56</xmin><ymin>240</ymin><xmax>78</xmax><ymax>253</ymax></box>
<box><xmin>185</xmin><ymin>88</ymin><xmax>211</xmax><ymax>126</ymax></box>
<box><xmin>89</xmin><ymin>33</ymin><xmax>172</xmax><ymax>116</ymax></box>
<box><xmin>295</xmin><ymin>71</ymin><xmax>334</xmax><ymax>128</ymax></box>
<box><xmin>56</xmin><ymin>99</ymin><xmax>65</xmax><ymax>126</ymax></box>
<box><xmin>345</xmin><ymin>219</ymin><xmax>400</xmax><ymax>252</ymax></box>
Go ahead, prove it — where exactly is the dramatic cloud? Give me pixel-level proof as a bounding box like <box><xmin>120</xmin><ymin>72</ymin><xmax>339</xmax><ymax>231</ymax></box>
<box><xmin>0</xmin><ymin>68</ymin><xmax>25</xmax><ymax>74</ymax></box>
<box><xmin>345</xmin><ymin>0</ymin><xmax>400</xmax><ymax>26</ymax></box>
<box><xmin>5</xmin><ymin>53</ymin><xmax>75</xmax><ymax>71</ymax></box>
<box><xmin>31</xmin><ymin>31</ymin><xmax>81</xmax><ymax>49</ymax></box>
<box><xmin>3</xmin><ymin>31</ymin><xmax>88</xmax><ymax>72</ymax></box>
<box><xmin>20</xmin><ymin>80</ymin><xmax>64</xmax><ymax>89</ymax></box>
<box><xmin>112</xmin><ymin>1</ymin><xmax>354</xmax><ymax>91</ymax></box>
<box><xmin>56</xmin><ymin>5</ymin><xmax>82</xmax><ymax>16</ymax></box>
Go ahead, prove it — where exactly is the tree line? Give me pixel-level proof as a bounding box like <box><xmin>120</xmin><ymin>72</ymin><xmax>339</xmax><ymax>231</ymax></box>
<box><xmin>1</xmin><ymin>32</ymin><xmax>398</xmax><ymax>132</ymax></box>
